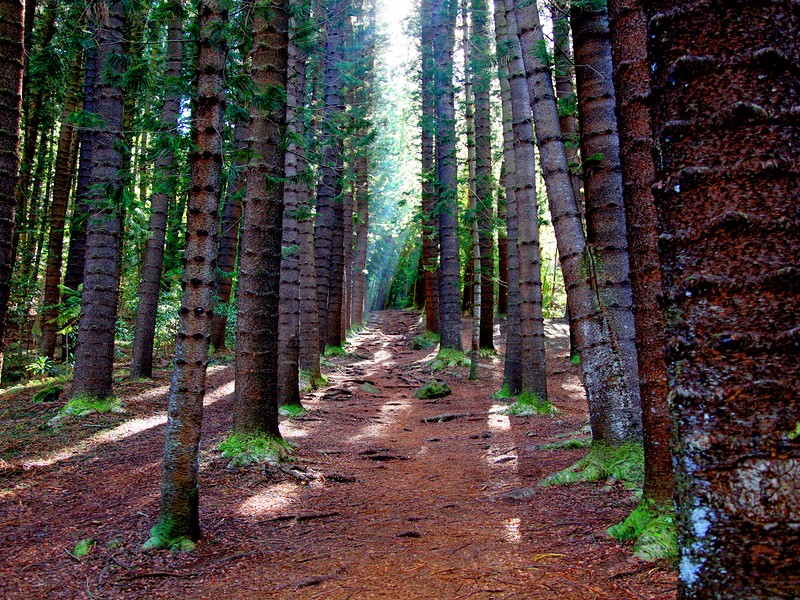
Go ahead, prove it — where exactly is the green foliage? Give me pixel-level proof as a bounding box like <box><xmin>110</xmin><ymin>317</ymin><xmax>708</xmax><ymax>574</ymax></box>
<box><xmin>503</xmin><ymin>392</ymin><xmax>558</xmax><ymax>416</ymax></box>
<box><xmin>534</xmin><ymin>437</ymin><xmax>591</xmax><ymax>451</ymax></box>
<box><xmin>26</xmin><ymin>357</ymin><xmax>55</xmax><ymax>382</ymax></box>
<box><xmin>492</xmin><ymin>384</ymin><xmax>513</xmax><ymax>400</ymax></box>
<box><xmin>540</xmin><ymin>442</ymin><xmax>644</xmax><ymax>488</ymax></box>
<box><xmin>572</xmin><ymin>0</ymin><xmax>608</xmax><ymax>10</ymax></box>
<box><xmin>608</xmin><ymin>499</ymin><xmax>677</xmax><ymax>562</ymax></box>
<box><xmin>414</xmin><ymin>380</ymin><xmax>452</xmax><ymax>399</ymax></box>
<box><xmin>219</xmin><ymin>433</ymin><xmax>294</xmax><ymax>467</ymax></box>
<box><xmin>72</xmin><ymin>538</ymin><xmax>95</xmax><ymax>559</ymax></box>
<box><xmin>788</xmin><ymin>422</ymin><xmax>800</xmax><ymax>440</ymax></box>
<box><xmin>324</xmin><ymin>345</ymin><xmax>348</xmax><ymax>357</ymax></box>
<box><xmin>430</xmin><ymin>348</ymin><xmax>470</xmax><ymax>371</ymax></box>
<box><xmin>32</xmin><ymin>385</ymin><xmax>62</xmax><ymax>403</ymax></box>
<box><xmin>60</xmin><ymin>395</ymin><xmax>124</xmax><ymax>418</ymax></box>
<box><xmin>142</xmin><ymin>517</ymin><xmax>196</xmax><ymax>552</ymax></box>
<box><xmin>557</xmin><ymin>94</ymin><xmax>578</xmax><ymax>119</ymax></box>
<box><xmin>411</xmin><ymin>331</ymin><xmax>440</xmax><ymax>349</ymax></box>
<box><xmin>278</xmin><ymin>404</ymin><xmax>307</xmax><ymax>418</ymax></box>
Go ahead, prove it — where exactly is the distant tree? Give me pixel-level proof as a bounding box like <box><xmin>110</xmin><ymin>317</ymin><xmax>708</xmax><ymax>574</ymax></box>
<box><xmin>431</xmin><ymin>0</ymin><xmax>461</xmax><ymax>352</ymax></box>
<box><xmin>145</xmin><ymin>0</ymin><xmax>227</xmax><ymax>550</ymax></box>
<box><xmin>70</xmin><ymin>0</ymin><xmax>127</xmax><ymax>401</ymax></box>
<box><xmin>643</xmin><ymin>1</ymin><xmax>799</xmax><ymax>594</ymax></box>
<box><xmin>0</xmin><ymin>0</ymin><xmax>25</xmax><ymax>377</ymax></box>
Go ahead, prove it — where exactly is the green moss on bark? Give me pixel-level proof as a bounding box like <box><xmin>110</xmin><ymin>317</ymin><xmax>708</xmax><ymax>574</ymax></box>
<box><xmin>299</xmin><ymin>370</ymin><xmax>327</xmax><ymax>394</ymax></box>
<box><xmin>492</xmin><ymin>383</ymin><xmax>513</xmax><ymax>400</ymax></box>
<box><xmin>503</xmin><ymin>392</ymin><xmax>558</xmax><ymax>416</ymax></box>
<box><xmin>142</xmin><ymin>517</ymin><xmax>196</xmax><ymax>552</ymax></box>
<box><xmin>412</xmin><ymin>331</ymin><xmax>440</xmax><ymax>349</ymax></box>
<box><xmin>609</xmin><ymin>499</ymin><xmax>677</xmax><ymax>561</ymax></box>
<box><xmin>539</xmin><ymin>442</ymin><xmax>643</xmax><ymax>488</ymax></box>
<box><xmin>219</xmin><ymin>432</ymin><xmax>294</xmax><ymax>467</ymax></box>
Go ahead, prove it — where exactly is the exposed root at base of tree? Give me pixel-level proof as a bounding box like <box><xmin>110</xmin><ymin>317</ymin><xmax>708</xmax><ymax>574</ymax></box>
<box><xmin>539</xmin><ymin>442</ymin><xmax>643</xmax><ymax>488</ymax></box>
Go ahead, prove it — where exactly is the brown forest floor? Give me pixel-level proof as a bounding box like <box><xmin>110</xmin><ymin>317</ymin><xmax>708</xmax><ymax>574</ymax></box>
<box><xmin>0</xmin><ymin>309</ymin><xmax>677</xmax><ymax>599</ymax></box>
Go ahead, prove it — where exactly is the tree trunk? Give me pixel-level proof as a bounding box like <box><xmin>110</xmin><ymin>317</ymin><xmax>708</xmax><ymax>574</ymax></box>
<box><xmin>0</xmin><ymin>0</ymin><xmax>24</xmax><ymax>378</ymax></box>
<box><xmin>148</xmin><ymin>0</ymin><xmax>227</xmax><ymax>548</ymax></box>
<box><xmin>314</xmin><ymin>0</ymin><xmax>346</xmax><ymax>352</ymax></box>
<box><xmin>38</xmin><ymin>57</ymin><xmax>82</xmax><ymax>359</ymax></box>
<box><xmin>129</xmin><ymin>8</ymin><xmax>185</xmax><ymax>379</ymax></box>
<box><xmin>232</xmin><ymin>0</ymin><xmax>288</xmax><ymax>436</ymax></box>
<box><xmin>571</xmin><ymin>2</ymin><xmax>640</xmax><ymax>412</ymax></box>
<box><xmin>496</xmin><ymin>189</ymin><xmax>507</xmax><ymax>315</ymax></box>
<box><xmin>70</xmin><ymin>0</ymin><xmax>127</xmax><ymax>401</ymax></box>
<box><xmin>501</xmin><ymin>0</ymin><xmax>547</xmax><ymax>400</ymax></box>
<box><xmin>642</xmin><ymin>2</ymin><xmax>799</xmax><ymax>595</ymax></box>
<box><xmin>432</xmin><ymin>0</ymin><xmax>462</xmax><ymax>352</ymax></box>
<box><xmin>511</xmin><ymin>0</ymin><xmax>640</xmax><ymax>444</ymax></box>
<box><xmin>494</xmin><ymin>0</ymin><xmax>521</xmax><ymax>396</ymax></box>
<box><xmin>351</xmin><ymin>153</ymin><xmax>369</xmax><ymax>326</ymax></box>
<box><xmin>606</xmin><ymin>0</ymin><xmax>673</xmax><ymax>513</ymax></box>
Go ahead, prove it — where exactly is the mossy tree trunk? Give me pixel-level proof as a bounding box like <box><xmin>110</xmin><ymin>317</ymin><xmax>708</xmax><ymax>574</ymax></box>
<box><xmin>643</xmin><ymin>1</ymin><xmax>800</xmax><ymax>594</ymax></box>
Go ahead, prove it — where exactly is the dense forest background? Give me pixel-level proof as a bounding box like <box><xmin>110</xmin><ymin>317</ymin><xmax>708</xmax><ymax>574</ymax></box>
<box><xmin>0</xmin><ymin>0</ymin><xmax>797</xmax><ymax>597</ymax></box>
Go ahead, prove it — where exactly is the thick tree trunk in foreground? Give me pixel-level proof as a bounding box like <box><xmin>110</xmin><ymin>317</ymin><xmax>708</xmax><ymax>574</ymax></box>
<box><xmin>350</xmin><ymin>154</ymin><xmax>369</xmax><ymax>327</ymax></box>
<box><xmin>233</xmin><ymin>0</ymin><xmax>288</xmax><ymax>436</ymax></box>
<box><xmin>571</xmin><ymin>3</ymin><xmax>640</xmax><ymax>412</ymax></box>
<box><xmin>420</xmin><ymin>0</ymin><xmax>439</xmax><ymax>334</ymax></box>
<box><xmin>71</xmin><ymin>0</ymin><xmax>126</xmax><ymax>401</ymax></box>
<box><xmin>147</xmin><ymin>0</ymin><xmax>226</xmax><ymax>548</ymax></box>
<box><xmin>643</xmin><ymin>2</ymin><xmax>800</xmax><ymax>595</ymax></box>
<box><xmin>606</xmin><ymin>0</ymin><xmax>673</xmax><ymax>511</ymax></box>
<box><xmin>0</xmin><ymin>0</ymin><xmax>24</xmax><ymax>377</ymax></box>
<box><xmin>432</xmin><ymin>0</ymin><xmax>462</xmax><ymax>352</ymax></box>
<box><xmin>130</xmin><ymin>9</ymin><xmax>185</xmax><ymax>378</ymax></box>
<box><xmin>38</xmin><ymin>58</ymin><xmax>81</xmax><ymax>359</ymax></box>
<box><xmin>496</xmin><ymin>193</ymin><xmax>507</xmax><ymax>315</ymax></box>
<box><xmin>511</xmin><ymin>0</ymin><xmax>640</xmax><ymax>444</ymax></box>
<box><xmin>502</xmin><ymin>0</ymin><xmax>547</xmax><ymax>400</ymax></box>
<box><xmin>494</xmin><ymin>0</ymin><xmax>521</xmax><ymax>396</ymax></box>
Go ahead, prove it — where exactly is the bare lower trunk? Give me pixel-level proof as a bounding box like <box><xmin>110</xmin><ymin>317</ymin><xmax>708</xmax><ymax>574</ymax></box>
<box><xmin>151</xmin><ymin>0</ymin><xmax>226</xmax><ymax>546</ymax></box>
<box><xmin>350</xmin><ymin>154</ymin><xmax>369</xmax><ymax>326</ymax></box>
<box><xmin>511</xmin><ymin>0</ymin><xmax>640</xmax><ymax>444</ymax></box>
<box><xmin>71</xmin><ymin>0</ymin><xmax>127</xmax><ymax>401</ymax></box>
<box><xmin>233</xmin><ymin>0</ymin><xmax>288</xmax><ymax>436</ymax></box>
<box><xmin>497</xmin><ymin>193</ymin><xmax>507</xmax><ymax>315</ymax></box>
<box><xmin>642</xmin><ymin>2</ymin><xmax>799</xmax><ymax>595</ymax></box>
<box><xmin>129</xmin><ymin>10</ymin><xmax>184</xmax><ymax>378</ymax></box>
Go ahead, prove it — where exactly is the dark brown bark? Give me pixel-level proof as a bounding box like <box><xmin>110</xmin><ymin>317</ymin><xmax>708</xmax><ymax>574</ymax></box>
<box><xmin>642</xmin><ymin>2</ymin><xmax>800</xmax><ymax>595</ymax></box>
<box><xmin>606</xmin><ymin>0</ymin><xmax>673</xmax><ymax>508</ymax></box>
<box><xmin>70</xmin><ymin>0</ymin><xmax>126</xmax><ymax>401</ymax></box>
<box><xmin>210</xmin><ymin>120</ymin><xmax>246</xmax><ymax>351</ymax></box>
<box><xmin>130</xmin><ymin>8</ymin><xmax>185</xmax><ymax>379</ymax></box>
<box><xmin>496</xmin><ymin>190</ymin><xmax>507</xmax><ymax>315</ymax></box>
<box><xmin>511</xmin><ymin>0</ymin><xmax>639</xmax><ymax>444</ymax></box>
<box><xmin>471</xmin><ymin>0</ymin><xmax>494</xmax><ymax>351</ymax></box>
<box><xmin>233</xmin><ymin>0</ymin><xmax>288</xmax><ymax>436</ymax></box>
<box><xmin>432</xmin><ymin>0</ymin><xmax>461</xmax><ymax>352</ymax></box>
<box><xmin>0</xmin><ymin>0</ymin><xmax>24</xmax><ymax>375</ymax></box>
<box><xmin>350</xmin><ymin>154</ymin><xmax>369</xmax><ymax>326</ymax></box>
<box><xmin>314</xmin><ymin>0</ymin><xmax>346</xmax><ymax>352</ymax></box>
<box><xmin>420</xmin><ymin>0</ymin><xmax>439</xmax><ymax>334</ymax></box>
<box><xmin>64</xmin><ymin>36</ymin><xmax>98</xmax><ymax>294</ymax></box>
<box><xmin>502</xmin><ymin>0</ymin><xmax>547</xmax><ymax>400</ymax></box>
<box><xmin>151</xmin><ymin>0</ymin><xmax>227</xmax><ymax>546</ymax></box>
<box><xmin>571</xmin><ymin>4</ymin><xmax>640</xmax><ymax>410</ymax></box>
<box><xmin>38</xmin><ymin>57</ymin><xmax>82</xmax><ymax>359</ymax></box>
<box><xmin>494</xmin><ymin>0</ymin><xmax>521</xmax><ymax>395</ymax></box>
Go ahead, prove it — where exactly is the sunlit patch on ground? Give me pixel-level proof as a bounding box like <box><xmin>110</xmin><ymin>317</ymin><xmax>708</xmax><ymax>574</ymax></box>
<box><xmin>487</xmin><ymin>404</ymin><xmax>511</xmax><ymax>431</ymax></box>
<box><xmin>237</xmin><ymin>481</ymin><xmax>299</xmax><ymax>517</ymax></box>
<box><xmin>504</xmin><ymin>517</ymin><xmax>522</xmax><ymax>542</ymax></box>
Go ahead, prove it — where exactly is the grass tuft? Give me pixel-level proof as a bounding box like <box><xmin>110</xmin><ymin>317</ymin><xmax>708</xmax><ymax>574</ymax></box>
<box><xmin>219</xmin><ymin>432</ymin><xmax>294</xmax><ymax>467</ymax></box>
<box><xmin>534</xmin><ymin>437</ymin><xmax>591</xmax><ymax>451</ymax></box>
<box><xmin>539</xmin><ymin>442</ymin><xmax>644</xmax><ymax>488</ymax></box>
<box><xmin>502</xmin><ymin>392</ymin><xmax>558</xmax><ymax>416</ymax></box>
<box><xmin>429</xmin><ymin>348</ymin><xmax>470</xmax><ymax>371</ymax></box>
<box><xmin>492</xmin><ymin>383</ymin><xmax>513</xmax><ymax>400</ymax></box>
<box><xmin>608</xmin><ymin>499</ymin><xmax>677</xmax><ymax>562</ymax></box>
<box><xmin>142</xmin><ymin>518</ymin><xmax>196</xmax><ymax>552</ymax></box>
<box><xmin>323</xmin><ymin>345</ymin><xmax>348</xmax><ymax>357</ymax></box>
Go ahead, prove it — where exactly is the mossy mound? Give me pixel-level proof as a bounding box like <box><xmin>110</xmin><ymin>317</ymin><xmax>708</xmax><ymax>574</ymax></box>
<box><xmin>323</xmin><ymin>345</ymin><xmax>348</xmax><ymax>357</ymax></box>
<box><xmin>608</xmin><ymin>499</ymin><xmax>677</xmax><ymax>561</ymax></box>
<box><xmin>539</xmin><ymin>442</ymin><xmax>643</xmax><ymax>488</ymax></box>
<box><xmin>502</xmin><ymin>392</ymin><xmax>558</xmax><ymax>416</ymax></box>
<box><xmin>49</xmin><ymin>394</ymin><xmax>124</xmax><ymax>426</ymax></box>
<box><xmin>32</xmin><ymin>385</ymin><xmax>62</xmax><ymax>403</ymax></box>
<box><xmin>278</xmin><ymin>403</ymin><xmax>307</xmax><ymax>418</ymax></box>
<box><xmin>429</xmin><ymin>348</ymin><xmax>470</xmax><ymax>371</ymax></box>
<box><xmin>411</xmin><ymin>331</ymin><xmax>440</xmax><ymax>349</ymax></box>
<box><xmin>492</xmin><ymin>384</ymin><xmax>514</xmax><ymax>400</ymax></box>
<box><xmin>534</xmin><ymin>437</ymin><xmax>591</xmax><ymax>451</ymax></box>
<box><xmin>414</xmin><ymin>380</ymin><xmax>452</xmax><ymax>399</ymax></box>
<box><xmin>72</xmin><ymin>538</ymin><xmax>95</xmax><ymax>558</ymax></box>
<box><xmin>360</xmin><ymin>382</ymin><xmax>381</xmax><ymax>395</ymax></box>
<box><xmin>299</xmin><ymin>370</ymin><xmax>327</xmax><ymax>394</ymax></box>
<box><xmin>219</xmin><ymin>432</ymin><xmax>294</xmax><ymax>468</ymax></box>
<box><xmin>142</xmin><ymin>518</ymin><xmax>196</xmax><ymax>552</ymax></box>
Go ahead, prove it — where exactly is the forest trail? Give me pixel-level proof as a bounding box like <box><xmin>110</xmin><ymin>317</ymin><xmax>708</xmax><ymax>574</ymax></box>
<box><xmin>0</xmin><ymin>310</ymin><xmax>675</xmax><ymax>599</ymax></box>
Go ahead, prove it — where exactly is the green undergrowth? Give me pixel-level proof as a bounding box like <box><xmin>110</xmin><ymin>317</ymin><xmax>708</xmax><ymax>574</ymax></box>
<box><xmin>609</xmin><ymin>499</ymin><xmax>677</xmax><ymax>561</ymax></box>
<box><xmin>411</xmin><ymin>331</ymin><xmax>440</xmax><ymax>349</ymax></box>
<box><xmin>142</xmin><ymin>517</ymin><xmax>196</xmax><ymax>552</ymax></box>
<box><xmin>539</xmin><ymin>442</ymin><xmax>643</xmax><ymax>488</ymax></box>
<box><xmin>492</xmin><ymin>383</ymin><xmax>513</xmax><ymax>400</ymax></box>
<box><xmin>477</xmin><ymin>347</ymin><xmax>497</xmax><ymax>358</ymax></box>
<box><xmin>50</xmin><ymin>395</ymin><xmax>124</xmax><ymax>426</ymax></box>
<box><xmin>430</xmin><ymin>348</ymin><xmax>470</xmax><ymax>371</ymax></box>
<box><xmin>299</xmin><ymin>370</ymin><xmax>327</xmax><ymax>394</ymax></box>
<box><xmin>323</xmin><ymin>345</ymin><xmax>348</xmax><ymax>357</ymax></box>
<box><xmin>502</xmin><ymin>392</ymin><xmax>558</xmax><ymax>416</ymax></box>
<box><xmin>278</xmin><ymin>403</ymin><xmax>307</xmax><ymax>418</ymax></box>
<box><xmin>72</xmin><ymin>538</ymin><xmax>95</xmax><ymax>559</ymax></box>
<box><xmin>219</xmin><ymin>432</ymin><xmax>294</xmax><ymax>467</ymax></box>
<box><xmin>535</xmin><ymin>437</ymin><xmax>591</xmax><ymax>450</ymax></box>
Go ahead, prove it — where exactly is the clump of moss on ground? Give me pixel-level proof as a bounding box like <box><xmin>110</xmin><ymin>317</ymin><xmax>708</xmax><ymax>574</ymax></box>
<box><xmin>323</xmin><ymin>345</ymin><xmax>348</xmax><ymax>357</ymax></box>
<box><xmin>609</xmin><ymin>499</ymin><xmax>677</xmax><ymax>561</ymax></box>
<box><xmin>142</xmin><ymin>517</ymin><xmax>196</xmax><ymax>552</ymax></box>
<box><xmin>502</xmin><ymin>392</ymin><xmax>558</xmax><ymax>416</ymax></box>
<box><xmin>492</xmin><ymin>383</ymin><xmax>513</xmax><ymax>400</ymax></box>
<box><xmin>219</xmin><ymin>432</ymin><xmax>294</xmax><ymax>467</ymax></box>
<box><xmin>539</xmin><ymin>442</ymin><xmax>643</xmax><ymax>488</ymax></box>
<box><xmin>299</xmin><ymin>370</ymin><xmax>327</xmax><ymax>394</ymax></box>
<box><xmin>61</xmin><ymin>395</ymin><xmax>123</xmax><ymax>417</ymax></box>
<box><xmin>278</xmin><ymin>403</ymin><xmax>307</xmax><ymax>418</ymax></box>
<box><xmin>429</xmin><ymin>348</ymin><xmax>470</xmax><ymax>371</ymax></box>
<box><xmin>411</xmin><ymin>331</ymin><xmax>440</xmax><ymax>349</ymax></box>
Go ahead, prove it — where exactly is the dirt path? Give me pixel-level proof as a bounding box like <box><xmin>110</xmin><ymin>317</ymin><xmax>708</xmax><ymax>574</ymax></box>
<box><xmin>0</xmin><ymin>310</ymin><xmax>676</xmax><ymax>598</ymax></box>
